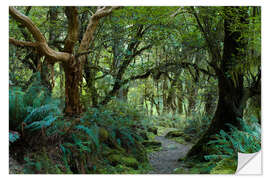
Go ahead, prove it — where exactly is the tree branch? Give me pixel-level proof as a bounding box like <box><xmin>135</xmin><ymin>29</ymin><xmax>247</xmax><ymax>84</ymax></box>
<box><xmin>9</xmin><ymin>37</ymin><xmax>38</xmax><ymax>48</ymax></box>
<box><xmin>78</xmin><ymin>6</ymin><xmax>121</xmax><ymax>53</ymax></box>
<box><xmin>9</xmin><ymin>7</ymin><xmax>71</xmax><ymax>62</ymax></box>
<box><xmin>63</xmin><ymin>7</ymin><xmax>79</xmax><ymax>53</ymax></box>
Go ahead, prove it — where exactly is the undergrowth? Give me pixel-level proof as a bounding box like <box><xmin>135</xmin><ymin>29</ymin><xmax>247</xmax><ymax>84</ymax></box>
<box><xmin>10</xmin><ymin>97</ymin><xmax>151</xmax><ymax>174</ymax></box>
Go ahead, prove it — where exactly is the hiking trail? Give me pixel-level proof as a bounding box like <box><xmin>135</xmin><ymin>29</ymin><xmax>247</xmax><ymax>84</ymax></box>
<box><xmin>148</xmin><ymin>133</ymin><xmax>193</xmax><ymax>174</ymax></box>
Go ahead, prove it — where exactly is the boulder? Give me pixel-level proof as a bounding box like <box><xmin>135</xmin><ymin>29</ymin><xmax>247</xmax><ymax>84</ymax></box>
<box><xmin>165</xmin><ymin>130</ymin><xmax>185</xmax><ymax>138</ymax></box>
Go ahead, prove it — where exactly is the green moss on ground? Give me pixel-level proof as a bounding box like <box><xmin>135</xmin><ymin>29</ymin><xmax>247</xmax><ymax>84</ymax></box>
<box><xmin>108</xmin><ymin>154</ymin><xmax>139</xmax><ymax>169</ymax></box>
<box><xmin>210</xmin><ymin>158</ymin><xmax>237</xmax><ymax>174</ymax></box>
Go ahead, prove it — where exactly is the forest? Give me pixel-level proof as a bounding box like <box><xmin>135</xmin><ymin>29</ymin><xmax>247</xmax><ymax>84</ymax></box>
<box><xmin>9</xmin><ymin>6</ymin><xmax>261</xmax><ymax>174</ymax></box>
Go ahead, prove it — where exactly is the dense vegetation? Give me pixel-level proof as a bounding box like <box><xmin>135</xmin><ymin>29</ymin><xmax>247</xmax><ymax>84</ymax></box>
<box><xmin>9</xmin><ymin>6</ymin><xmax>261</xmax><ymax>174</ymax></box>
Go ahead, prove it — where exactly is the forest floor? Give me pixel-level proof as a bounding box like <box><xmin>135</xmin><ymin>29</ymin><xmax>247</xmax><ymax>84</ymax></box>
<box><xmin>148</xmin><ymin>130</ymin><xmax>193</xmax><ymax>174</ymax></box>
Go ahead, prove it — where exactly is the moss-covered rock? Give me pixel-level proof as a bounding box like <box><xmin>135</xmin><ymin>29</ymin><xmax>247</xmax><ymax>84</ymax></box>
<box><xmin>165</xmin><ymin>130</ymin><xmax>193</xmax><ymax>143</ymax></box>
<box><xmin>165</xmin><ymin>130</ymin><xmax>185</xmax><ymax>138</ymax></box>
<box><xmin>147</xmin><ymin>127</ymin><xmax>158</xmax><ymax>135</ymax></box>
<box><xmin>108</xmin><ymin>154</ymin><xmax>139</xmax><ymax>169</ymax></box>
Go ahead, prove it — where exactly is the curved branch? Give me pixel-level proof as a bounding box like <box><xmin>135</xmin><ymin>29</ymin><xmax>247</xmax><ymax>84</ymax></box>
<box><xmin>9</xmin><ymin>7</ymin><xmax>46</xmax><ymax>43</ymax></box>
<box><xmin>9</xmin><ymin>7</ymin><xmax>71</xmax><ymax>62</ymax></box>
<box><xmin>78</xmin><ymin>6</ymin><xmax>121</xmax><ymax>53</ymax></box>
<box><xmin>9</xmin><ymin>37</ymin><xmax>38</xmax><ymax>48</ymax></box>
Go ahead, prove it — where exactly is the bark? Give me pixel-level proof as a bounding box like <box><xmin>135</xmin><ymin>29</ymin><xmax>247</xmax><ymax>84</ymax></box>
<box><xmin>62</xmin><ymin>58</ymin><xmax>82</xmax><ymax>115</ymax></box>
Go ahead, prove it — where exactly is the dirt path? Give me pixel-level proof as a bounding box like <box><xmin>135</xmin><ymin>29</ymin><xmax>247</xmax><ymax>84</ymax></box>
<box><xmin>148</xmin><ymin>136</ymin><xmax>193</xmax><ymax>174</ymax></box>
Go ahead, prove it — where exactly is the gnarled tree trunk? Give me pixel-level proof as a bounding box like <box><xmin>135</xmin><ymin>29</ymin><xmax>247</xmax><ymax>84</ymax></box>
<box><xmin>186</xmin><ymin>7</ymin><xmax>250</xmax><ymax>158</ymax></box>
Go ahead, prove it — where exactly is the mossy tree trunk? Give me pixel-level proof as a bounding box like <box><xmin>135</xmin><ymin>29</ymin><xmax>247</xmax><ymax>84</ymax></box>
<box><xmin>187</xmin><ymin>7</ymin><xmax>255</xmax><ymax>158</ymax></box>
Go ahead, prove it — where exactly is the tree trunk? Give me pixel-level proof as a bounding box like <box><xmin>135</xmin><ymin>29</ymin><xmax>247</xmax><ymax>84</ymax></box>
<box><xmin>186</xmin><ymin>74</ymin><xmax>248</xmax><ymax>157</ymax></box>
<box><xmin>186</xmin><ymin>7</ymin><xmax>249</xmax><ymax>158</ymax></box>
<box><xmin>63</xmin><ymin>59</ymin><xmax>82</xmax><ymax>115</ymax></box>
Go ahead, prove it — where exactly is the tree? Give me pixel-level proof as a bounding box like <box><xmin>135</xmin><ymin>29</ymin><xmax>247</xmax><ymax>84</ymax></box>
<box><xmin>9</xmin><ymin>6</ymin><xmax>120</xmax><ymax>115</ymax></box>
<box><xmin>186</xmin><ymin>7</ymin><xmax>261</xmax><ymax>158</ymax></box>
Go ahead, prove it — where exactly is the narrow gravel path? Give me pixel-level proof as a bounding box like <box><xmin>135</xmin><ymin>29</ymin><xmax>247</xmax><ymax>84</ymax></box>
<box><xmin>148</xmin><ymin>136</ymin><xmax>193</xmax><ymax>174</ymax></box>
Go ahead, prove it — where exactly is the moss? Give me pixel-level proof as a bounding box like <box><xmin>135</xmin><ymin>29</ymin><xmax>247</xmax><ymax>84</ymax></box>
<box><xmin>210</xmin><ymin>158</ymin><xmax>237</xmax><ymax>174</ymax></box>
<box><xmin>108</xmin><ymin>154</ymin><xmax>139</xmax><ymax>169</ymax></box>
<box><xmin>142</xmin><ymin>141</ymin><xmax>162</xmax><ymax>148</ymax></box>
<box><xmin>171</xmin><ymin>137</ymin><xmax>187</xmax><ymax>145</ymax></box>
<box><xmin>132</xmin><ymin>141</ymin><xmax>148</xmax><ymax>162</ymax></box>
<box><xmin>165</xmin><ymin>129</ymin><xmax>194</xmax><ymax>144</ymax></box>
<box><xmin>115</xmin><ymin>165</ymin><xmax>136</xmax><ymax>174</ymax></box>
<box><xmin>173</xmin><ymin>167</ymin><xmax>189</xmax><ymax>174</ymax></box>
<box><xmin>165</xmin><ymin>130</ymin><xmax>185</xmax><ymax>138</ymax></box>
<box><xmin>147</xmin><ymin>127</ymin><xmax>158</xmax><ymax>135</ymax></box>
<box><xmin>98</xmin><ymin>127</ymin><xmax>109</xmax><ymax>142</ymax></box>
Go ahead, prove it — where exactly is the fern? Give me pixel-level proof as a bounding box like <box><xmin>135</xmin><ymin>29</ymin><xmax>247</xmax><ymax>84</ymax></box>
<box><xmin>76</xmin><ymin>125</ymin><xmax>100</xmax><ymax>149</ymax></box>
<box><xmin>9</xmin><ymin>131</ymin><xmax>20</xmax><ymax>143</ymax></box>
<box><xmin>23</xmin><ymin>102</ymin><xmax>61</xmax><ymax>131</ymax></box>
<box><xmin>204</xmin><ymin>116</ymin><xmax>261</xmax><ymax>162</ymax></box>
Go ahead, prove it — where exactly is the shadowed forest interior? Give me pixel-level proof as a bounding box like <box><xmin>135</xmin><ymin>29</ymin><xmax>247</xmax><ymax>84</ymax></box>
<box><xmin>9</xmin><ymin>6</ymin><xmax>261</xmax><ymax>174</ymax></box>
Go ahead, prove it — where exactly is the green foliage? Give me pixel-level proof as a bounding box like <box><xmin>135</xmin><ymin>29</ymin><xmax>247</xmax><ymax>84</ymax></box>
<box><xmin>9</xmin><ymin>131</ymin><xmax>20</xmax><ymax>143</ymax></box>
<box><xmin>9</xmin><ymin>73</ymin><xmax>62</xmax><ymax>132</ymax></box>
<box><xmin>83</xmin><ymin>100</ymin><xmax>147</xmax><ymax>146</ymax></box>
<box><xmin>23</xmin><ymin>149</ymin><xmax>66</xmax><ymax>174</ymax></box>
<box><xmin>151</xmin><ymin>113</ymin><xmax>183</xmax><ymax>128</ymax></box>
<box><xmin>24</xmin><ymin>104</ymin><xmax>61</xmax><ymax>131</ymax></box>
<box><xmin>9</xmin><ymin>87</ymin><xmax>27</xmax><ymax>130</ymax></box>
<box><xmin>202</xmin><ymin>116</ymin><xmax>260</xmax><ymax>174</ymax></box>
<box><xmin>210</xmin><ymin>158</ymin><xmax>237</xmax><ymax>174</ymax></box>
<box><xmin>205</xmin><ymin>117</ymin><xmax>260</xmax><ymax>162</ymax></box>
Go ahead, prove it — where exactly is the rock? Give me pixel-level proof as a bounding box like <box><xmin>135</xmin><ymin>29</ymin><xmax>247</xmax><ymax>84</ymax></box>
<box><xmin>108</xmin><ymin>154</ymin><xmax>139</xmax><ymax>169</ymax></box>
<box><xmin>142</xmin><ymin>141</ymin><xmax>162</xmax><ymax>148</ymax></box>
<box><xmin>147</xmin><ymin>127</ymin><xmax>158</xmax><ymax>135</ymax></box>
<box><xmin>165</xmin><ymin>130</ymin><xmax>185</xmax><ymax>138</ymax></box>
